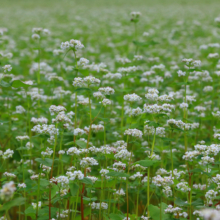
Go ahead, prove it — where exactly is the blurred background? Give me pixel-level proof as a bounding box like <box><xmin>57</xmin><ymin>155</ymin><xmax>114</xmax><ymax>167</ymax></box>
<box><xmin>1</xmin><ymin>0</ymin><xmax>220</xmax><ymax>35</ymax></box>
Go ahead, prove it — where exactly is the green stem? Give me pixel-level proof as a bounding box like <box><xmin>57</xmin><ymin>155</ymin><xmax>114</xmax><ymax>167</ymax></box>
<box><xmin>36</xmin><ymin>167</ymin><xmax>42</xmax><ymax>218</ymax></box>
<box><xmin>136</xmin><ymin>182</ymin><xmax>140</xmax><ymax>219</ymax></box>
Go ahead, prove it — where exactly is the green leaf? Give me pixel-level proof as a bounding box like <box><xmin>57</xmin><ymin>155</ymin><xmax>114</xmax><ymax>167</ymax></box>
<box><xmin>11</xmin><ymin>80</ymin><xmax>31</xmax><ymax>88</ymax></box>
<box><xmin>189</xmin><ymin>168</ymin><xmax>204</xmax><ymax>173</ymax></box>
<box><xmin>94</xmin><ymin>179</ymin><xmax>115</xmax><ymax>188</ymax></box>
<box><xmin>38</xmin><ymin>207</ymin><xmax>58</xmax><ymax>218</ymax></box>
<box><xmin>148</xmin><ymin>203</ymin><xmax>169</xmax><ymax>220</ymax></box>
<box><xmin>80</xmin><ymin>177</ymin><xmax>93</xmax><ymax>185</ymax></box>
<box><xmin>35</xmin><ymin>158</ymin><xmax>53</xmax><ymax>167</ymax></box>
<box><xmin>17</xmin><ymin>146</ymin><xmax>28</xmax><ymax>151</ymax></box>
<box><xmin>65</xmin><ymin>141</ymin><xmax>74</xmax><ymax>146</ymax></box>
<box><xmin>51</xmin><ymin>185</ymin><xmax>59</xmax><ymax>198</ymax></box>
<box><xmin>191</xmin><ymin>198</ymin><xmax>204</xmax><ymax>207</ymax></box>
<box><xmin>0</xmin><ymin>80</ymin><xmax>11</xmax><ymax>88</ymax></box>
<box><xmin>25</xmin><ymin>206</ymin><xmax>36</xmax><ymax>219</ymax></box>
<box><xmin>133</xmin><ymin>40</ymin><xmax>158</xmax><ymax>47</ymax></box>
<box><xmin>40</xmin><ymin>179</ymin><xmax>50</xmax><ymax>187</ymax></box>
<box><xmin>109</xmin><ymin>213</ymin><xmax>122</xmax><ymax>220</ymax></box>
<box><xmin>106</xmin><ymin>172</ymin><xmax>129</xmax><ymax>178</ymax></box>
<box><xmin>0</xmin><ymin>197</ymin><xmax>26</xmax><ymax>211</ymax></box>
<box><xmin>32</xmin><ymin>134</ymin><xmax>50</xmax><ymax>139</ymax></box>
<box><xmin>134</xmin><ymin>160</ymin><xmax>156</xmax><ymax>167</ymax></box>
<box><xmin>76</xmin><ymin>140</ymin><xmax>87</xmax><ymax>148</ymax></box>
<box><xmin>69</xmin><ymin>182</ymin><xmax>79</xmax><ymax>196</ymax></box>
<box><xmin>75</xmin><ymin>207</ymin><xmax>90</xmax><ymax>220</ymax></box>
<box><xmin>83</xmin><ymin>196</ymin><xmax>97</xmax><ymax>202</ymax></box>
<box><xmin>147</xmin><ymin>121</ymin><xmax>159</xmax><ymax>127</ymax></box>
<box><xmin>175</xmin><ymin>197</ymin><xmax>188</xmax><ymax>207</ymax></box>
<box><xmin>74</xmin><ymin>88</ymin><xmax>92</xmax><ymax>93</ymax></box>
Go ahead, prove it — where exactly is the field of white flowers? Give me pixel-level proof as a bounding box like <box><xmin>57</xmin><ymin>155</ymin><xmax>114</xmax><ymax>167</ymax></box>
<box><xmin>1</xmin><ymin>0</ymin><xmax>220</xmax><ymax>219</ymax></box>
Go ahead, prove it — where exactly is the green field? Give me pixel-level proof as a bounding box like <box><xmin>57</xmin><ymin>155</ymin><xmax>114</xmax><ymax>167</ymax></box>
<box><xmin>0</xmin><ymin>0</ymin><xmax>220</xmax><ymax>220</ymax></box>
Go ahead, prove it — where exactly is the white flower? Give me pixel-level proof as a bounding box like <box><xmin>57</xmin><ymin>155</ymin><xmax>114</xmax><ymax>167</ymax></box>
<box><xmin>176</xmin><ymin>182</ymin><xmax>191</xmax><ymax>192</ymax></box>
<box><xmin>98</xmin><ymin>87</ymin><xmax>115</xmax><ymax>95</ymax></box>
<box><xmin>0</xmin><ymin>181</ymin><xmax>16</xmax><ymax>201</ymax></box>
<box><xmin>3</xmin><ymin>64</ymin><xmax>12</xmax><ymax>73</ymax></box>
<box><xmin>177</xmin><ymin>70</ymin><xmax>186</xmax><ymax>77</ymax></box>
<box><xmin>2</xmin><ymin>149</ymin><xmax>14</xmax><ymax>160</ymax></box>
<box><xmin>124</xmin><ymin>129</ymin><xmax>143</xmax><ymax>138</ymax></box>
<box><xmin>61</xmin><ymin>39</ymin><xmax>84</xmax><ymax>50</ymax></box>
<box><xmin>18</xmin><ymin>183</ymin><xmax>26</xmax><ymax>188</ymax></box>
<box><xmin>74</xmin><ymin>128</ymin><xmax>85</xmax><ymax>136</ymax></box>
<box><xmin>124</xmin><ymin>93</ymin><xmax>142</xmax><ymax>102</ymax></box>
<box><xmin>114</xmin><ymin>188</ymin><xmax>125</xmax><ymax>196</ymax></box>
<box><xmin>32</xmin><ymin>201</ymin><xmax>41</xmax><ymax>209</ymax></box>
<box><xmin>101</xmin><ymin>98</ymin><xmax>112</xmax><ymax>106</ymax></box>
<box><xmin>80</xmin><ymin>157</ymin><xmax>98</xmax><ymax>168</ymax></box>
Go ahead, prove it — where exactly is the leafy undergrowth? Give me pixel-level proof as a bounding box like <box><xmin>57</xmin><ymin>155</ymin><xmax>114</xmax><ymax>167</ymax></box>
<box><xmin>1</xmin><ymin>1</ymin><xmax>220</xmax><ymax>220</ymax></box>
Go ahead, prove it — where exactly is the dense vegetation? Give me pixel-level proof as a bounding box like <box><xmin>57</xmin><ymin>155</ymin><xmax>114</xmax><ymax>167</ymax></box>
<box><xmin>1</xmin><ymin>0</ymin><xmax>220</xmax><ymax>219</ymax></box>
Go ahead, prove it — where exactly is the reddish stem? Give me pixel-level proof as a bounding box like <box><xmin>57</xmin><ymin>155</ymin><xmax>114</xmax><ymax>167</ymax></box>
<box><xmin>81</xmin><ymin>183</ymin><xmax>85</xmax><ymax>220</ymax></box>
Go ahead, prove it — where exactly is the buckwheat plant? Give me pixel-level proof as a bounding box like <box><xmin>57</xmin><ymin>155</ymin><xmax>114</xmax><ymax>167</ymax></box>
<box><xmin>1</xmin><ymin>1</ymin><xmax>220</xmax><ymax>220</ymax></box>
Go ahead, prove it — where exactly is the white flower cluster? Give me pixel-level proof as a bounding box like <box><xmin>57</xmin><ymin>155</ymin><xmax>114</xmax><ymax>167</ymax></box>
<box><xmin>130</xmin><ymin>11</ymin><xmax>141</xmax><ymax>19</ymax></box>
<box><xmin>72</xmin><ymin>76</ymin><xmax>100</xmax><ymax>87</ymax></box>
<box><xmin>74</xmin><ymin>128</ymin><xmax>85</xmax><ymax>136</ymax></box>
<box><xmin>52</xmin><ymin>111</ymin><xmax>74</xmax><ymax>125</ymax></box>
<box><xmin>31</xmin><ymin>124</ymin><xmax>59</xmax><ymax>144</ymax></box>
<box><xmin>87</xmin><ymin>176</ymin><xmax>98</xmax><ymax>183</ymax></box>
<box><xmin>18</xmin><ymin>183</ymin><xmax>27</xmax><ymax>188</ymax></box>
<box><xmin>54</xmin><ymin>176</ymin><xmax>69</xmax><ymax>187</ymax></box>
<box><xmin>0</xmin><ymin>181</ymin><xmax>16</xmax><ymax>201</ymax></box>
<box><xmin>129</xmin><ymin>172</ymin><xmax>143</xmax><ymax>180</ymax></box>
<box><xmin>116</xmin><ymin>57</ymin><xmax>131</xmax><ymax>64</ymax></box>
<box><xmin>118</xmin><ymin>66</ymin><xmax>140</xmax><ymax>73</ymax></box>
<box><xmin>177</xmin><ymin>70</ymin><xmax>186</xmax><ymax>77</ymax></box>
<box><xmin>89</xmin><ymin>202</ymin><xmax>108</xmax><ymax>210</ymax></box>
<box><xmin>3</xmin><ymin>172</ymin><xmax>16</xmax><ymax>178</ymax></box>
<box><xmin>164</xmin><ymin>205</ymin><xmax>187</xmax><ymax>218</ymax></box>
<box><xmin>124</xmin><ymin>93</ymin><xmax>142</xmax><ymax>102</ymax></box>
<box><xmin>80</xmin><ymin>157</ymin><xmax>99</xmax><ymax>167</ymax></box>
<box><xmin>78</xmin><ymin>57</ymin><xmax>89</xmax><ymax>66</ymax></box>
<box><xmin>41</xmin><ymin>147</ymin><xmax>53</xmax><ymax>157</ymax></box>
<box><xmin>201</xmin><ymin>209</ymin><xmax>220</xmax><ymax>220</ymax></box>
<box><xmin>199</xmin><ymin>156</ymin><xmax>214</xmax><ymax>166</ymax></box>
<box><xmin>101</xmin><ymin>98</ymin><xmax>112</xmax><ymax>106</ymax></box>
<box><xmin>16</xmin><ymin>135</ymin><xmax>29</xmax><ymax>141</ymax></box>
<box><xmin>176</xmin><ymin>182</ymin><xmax>191</xmax><ymax>192</ymax></box>
<box><xmin>104</xmin><ymin>72</ymin><xmax>122</xmax><ymax>79</ymax></box>
<box><xmin>205</xmin><ymin>190</ymin><xmax>218</xmax><ymax>205</ymax></box>
<box><xmin>144</xmin><ymin>104</ymin><xmax>174</xmax><ymax>114</ymax></box>
<box><xmin>162</xmin><ymin>186</ymin><xmax>172</xmax><ymax>197</ymax></box>
<box><xmin>167</xmin><ymin>119</ymin><xmax>199</xmax><ymax>130</ymax></box>
<box><xmin>3</xmin><ymin>64</ymin><xmax>12</xmax><ymax>73</ymax></box>
<box><xmin>2</xmin><ymin>149</ymin><xmax>14</xmax><ymax>160</ymax></box>
<box><xmin>100</xmin><ymin>169</ymin><xmax>109</xmax><ymax>177</ymax></box>
<box><xmin>114</xmin><ymin>149</ymin><xmax>132</xmax><ymax>160</ymax></box>
<box><xmin>32</xmin><ymin>201</ymin><xmax>41</xmax><ymax>209</ymax></box>
<box><xmin>31</xmin><ymin>117</ymin><xmax>48</xmax><ymax>124</ymax></box>
<box><xmin>182</xmin><ymin>150</ymin><xmax>200</xmax><ymax>161</ymax></box>
<box><xmin>114</xmin><ymin>188</ymin><xmax>125</xmax><ymax>196</ymax></box>
<box><xmin>49</xmin><ymin>105</ymin><xmax>66</xmax><ymax>115</ymax></box>
<box><xmin>144</xmin><ymin>125</ymin><xmax>165</xmax><ymax>137</ymax></box>
<box><xmin>124</xmin><ymin>129</ymin><xmax>143</xmax><ymax>138</ymax></box>
<box><xmin>66</xmin><ymin>147</ymin><xmax>81</xmax><ymax>155</ymax></box>
<box><xmin>66</xmin><ymin>170</ymin><xmax>84</xmax><ymax>180</ymax></box>
<box><xmin>61</xmin><ymin>39</ymin><xmax>84</xmax><ymax>50</ymax></box>
<box><xmin>98</xmin><ymin>87</ymin><xmax>115</xmax><ymax>95</ymax></box>
<box><xmin>91</xmin><ymin>124</ymin><xmax>104</xmax><ymax>133</ymax></box>
<box><xmin>152</xmin><ymin>175</ymin><xmax>174</xmax><ymax>187</ymax></box>
<box><xmin>125</xmin><ymin>107</ymin><xmax>142</xmax><ymax>117</ymax></box>
<box><xmin>14</xmin><ymin>105</ymin><xmax>26</xmax><ymax>114</ymax></box>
